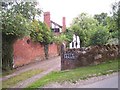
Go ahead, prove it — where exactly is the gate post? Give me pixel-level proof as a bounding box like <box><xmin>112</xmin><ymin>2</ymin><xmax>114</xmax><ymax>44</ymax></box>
<box><xmin>61</xmin><ymin>43</ymin><xmax>65</xmax><ymax>70</ymax></box>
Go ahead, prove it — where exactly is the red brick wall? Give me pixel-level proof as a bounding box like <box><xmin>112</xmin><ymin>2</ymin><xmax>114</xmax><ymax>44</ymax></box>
<box><xmin>48</xmin><ymin>43</ymin><xmax>58</xmax><ymax>57</ymax></box>
<box><xmin>13</xmin><ymin>37</ymin><xmax>58</xmax><ymax>68</ymax></box>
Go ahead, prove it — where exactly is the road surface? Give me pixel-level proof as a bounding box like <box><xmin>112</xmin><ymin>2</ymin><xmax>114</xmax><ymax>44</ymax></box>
<box><xmin>79</xmin><ymin>75</ymin><xmax>118</xmax><ymax>88</ymax></box>
<box><xmin>44</xmin><ymin>72</ymin><xmax>119</xmax><ymax>88</ymax></box>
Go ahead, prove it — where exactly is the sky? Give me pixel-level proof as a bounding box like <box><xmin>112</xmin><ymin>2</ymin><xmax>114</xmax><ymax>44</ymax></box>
<box><xmin>37</xmin><ymin>0</ymin><xmax>119</xmax><ymax>27</ymax></box>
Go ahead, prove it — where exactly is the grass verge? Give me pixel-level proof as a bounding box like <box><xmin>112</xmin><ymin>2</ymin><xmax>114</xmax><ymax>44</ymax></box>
<box><xmin>27</xmin><ymin>59</ymin><xmax>119</xmax><ymax>88</ymax></box>
<box><xmin>2</xmin><ymin>69</ymin><xmax>16</xmax><ymax>77</ymax></box>
<box><xmin>2</xmin><ymin>69</ymin><xmax>43</xmax><ymax>88</ymax></box>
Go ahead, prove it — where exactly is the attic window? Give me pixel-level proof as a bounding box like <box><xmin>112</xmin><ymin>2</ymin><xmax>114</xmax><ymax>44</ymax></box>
<box><xmin>27</xmin><ymin>39</ymin><xmax>30</xmax><ymax>44</ymax></box>
<box><xmin>52</xmin><ymin>28</ymin><xmax>60</xmax><ymax>32</ymax></box>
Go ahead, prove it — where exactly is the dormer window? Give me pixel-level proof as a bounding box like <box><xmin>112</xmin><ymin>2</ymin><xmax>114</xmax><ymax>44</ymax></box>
<box><xmin>51</xmin><ymin>20</ymin><xmax>62</xmax><ymax>33</ymax></box>
<box><xmin>52</xmin><ymin>28</ymin><xmax>60</xmax><ymax>32</ymax></box>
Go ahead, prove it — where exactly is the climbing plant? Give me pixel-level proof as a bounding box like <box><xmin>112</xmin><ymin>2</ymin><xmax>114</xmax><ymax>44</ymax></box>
<box><xmin>30</xmin><ymin>20</ymin><xmax>53</xmax><ymax>59</ymax></box>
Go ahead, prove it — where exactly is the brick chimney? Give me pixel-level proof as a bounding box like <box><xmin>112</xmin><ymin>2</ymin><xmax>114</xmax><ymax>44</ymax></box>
<box><xmin>44</xmin><ymin>12</ymin><xmax>51</xmax><ymax>29</ymax></box>
<box><xmin>62</xmin><ymin>17</ymin><xmax>66</xmax><ymax>32</ymax></box>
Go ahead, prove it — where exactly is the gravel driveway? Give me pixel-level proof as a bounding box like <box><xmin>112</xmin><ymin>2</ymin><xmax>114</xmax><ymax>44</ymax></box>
<box><xmin>1</xmin><ymin>56</ymin><xmax>61</xmax><ymax>88</ymax></box>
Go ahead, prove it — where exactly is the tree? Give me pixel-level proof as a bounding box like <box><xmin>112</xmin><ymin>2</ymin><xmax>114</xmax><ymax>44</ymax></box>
<box><xmin>70</xmin><ymin>13</ymin><xmax>98</xmax><ymax>47</ymax></box>
<box><xmin>2</xmin><ymin>6</ymin><xmax>30</xmax><ymax>71</ymax></box>
<box><xmin>94</xmin><ymin>12</ymin><xmax>118</xmax><ymax>43</ymax></box>
<box><xmin>30</xmin><ymin>20</ymin><xmax>53</xmax><ymax>59</ymax></box>
<box><xmin>94</xmin><ymin>13</ymin><xmax>108</xmax><ymax>26</ymax></box>
<box><xmin>1</xmin><ymin>1</ymin><xmax>41</xmax><ymax>71</ymax></box>
<box><xmin>111</xmin><ymin>1</ymin><xmax>120</xmax><ymax>42</ymax></box>
<box><xmin>93</xmin><ymin>13</ymin><xmax>116</xmax><ymax>44</ymax></box>
<box><xmin>10</xmin><ymin>2</ymin><xmax>41</xmax><ymax>20</ymax></box>
<box><xmin>70</xmin><ymin>12</ymin><xmax>114</xmax><ymax>47</ymax></box>
<box><xmin>89</xmin><ymin>26</ymin><xmax>109</xmax><ymax>45</ymax></box>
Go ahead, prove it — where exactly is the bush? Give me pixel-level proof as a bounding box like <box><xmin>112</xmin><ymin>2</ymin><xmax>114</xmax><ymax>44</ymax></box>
<box><xmin>90</xmin><ymin>29</ymin><xmax>109</xmax><ymax>45</ymax></box>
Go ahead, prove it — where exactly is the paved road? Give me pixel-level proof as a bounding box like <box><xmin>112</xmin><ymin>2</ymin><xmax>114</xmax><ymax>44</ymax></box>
<box><xmin>79</xmin><ymin>75</ymin><xmax>118</xmax><ymax>88</ymax></box>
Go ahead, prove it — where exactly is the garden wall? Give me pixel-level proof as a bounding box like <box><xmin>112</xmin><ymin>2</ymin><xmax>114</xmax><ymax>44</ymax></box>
<box><xmin>61</xmin><ymin>44</ymin><xmax>119</xmax><ymax>70</ymax></box>
<box><xmin>13</xmin><ymin>37</ymin><xmax>58</xmax><ymax>68</ymax></box>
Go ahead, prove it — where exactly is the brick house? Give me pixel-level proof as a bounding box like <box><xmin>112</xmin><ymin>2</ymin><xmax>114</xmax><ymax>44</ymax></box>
<box><xmin>13</xmin><ymin>12</ymin><xmax>66</xmax><ymax>68</ymax></box>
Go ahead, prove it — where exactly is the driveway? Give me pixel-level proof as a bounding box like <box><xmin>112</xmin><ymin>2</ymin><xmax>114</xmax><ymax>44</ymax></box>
<box><xmin>1</xmin><ymin>56</ymin><xmax>61</xmax><ymax>87</ymax></box>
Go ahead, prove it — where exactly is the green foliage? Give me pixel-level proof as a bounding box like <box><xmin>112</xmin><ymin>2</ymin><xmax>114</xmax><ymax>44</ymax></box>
<box><xmin>30</xmin><ymin>21</ymin><xmax>53</xmax><ymax>45</ymax></box>
<box><xmin>30</xmin><ymin>21</ymin><xmax>53</xmax><ymax>59</ymax></box>
<box><xmin>90</xmin><ymin>27</ymin><xmax>109</xmax><ymax>45</ymax></box>
<box><xmin>70</xmin><ymin>13</ymin><xmax>99</xmax><ymax>46</ymax></box>
<box><xmin>94</xmin><ymin>11</ymin><xmax>118</xmax><ymax>41</ymax></box>
<box><xmin>8</xmin><ymin>2</ymin><xmax>41</xmax><ymax>20</ymax></box>
<box><xmin>106</xmin><ymin>16</ymin><xmax>118</xmax><ymax>38</ymax></box>
<box><xmin>53</xmin><ymin>34</ymin><xmax>68</xmax><ymax>55</ymax></box>
<box><xmin>54</xmin><ymin>30</ymin><xmax>73</xmax><ymax>44</ymax></box>
<box><xmin>54</xmin><ymin>34</ymin><xmax>66</xmax><ymax>44</ymax></box>
<box><xmin>2</xmin><ymin>13</ymin><xmax>30</xmax><ymax>37</ymax></box>
<box><xmin>70</xmin><ymin>11</ymin><xmax>119</xmax><ymax>46</ymax></box>
<box><xmin>1</xmin><ymin>2</ymin><xmax>41</xmax><ymax>70</ymax></box>
<box><xmin>112</xmin><ymin>1</ymin><xmax>120</xmax><ymax>40</ymax></box>
<box><xmin>1</xmin><ymin>1</ymin><xmax>42</xmax><ymax>36</ymax></box>
<box><xmin>2</xmin><ymin>4</ymin><xmax>29</xmax><ymax>70</ymax></box>
<box><xmin>94</xmin><ymin>13</ymin><xmax>108</xmax><ymax>26</ymax></box>
<box><xmin>64</xmin><ymin>29</ymin><xmax>73</xmax><ymax>43</ymax></box>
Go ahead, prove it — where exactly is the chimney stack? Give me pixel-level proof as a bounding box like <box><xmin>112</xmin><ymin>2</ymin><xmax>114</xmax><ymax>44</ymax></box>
<box><xmin>62</xmin><ymin>17</ymin><xmax>66</xmax><ymax>32</ymax></box>
<box><xmin>44</xmin><ymin>12</ymin><xmax>51</xmax><ymax>29</ymax></box>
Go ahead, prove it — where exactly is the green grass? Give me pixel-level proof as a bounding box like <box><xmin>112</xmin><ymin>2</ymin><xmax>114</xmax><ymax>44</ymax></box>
<box><xmin>2</xmin><ymin>69</ymin><xmax>43</xmax><ymax>88</ymax></box>
<box><xmin>27</xmin><ymin>59</ymin><xmax>119</xmax><ymax>88</ymax></box>
<box><xmin>2</xmin><ymin>69</ymin><xmax>16</xmax><ymax>77</ymax></box>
